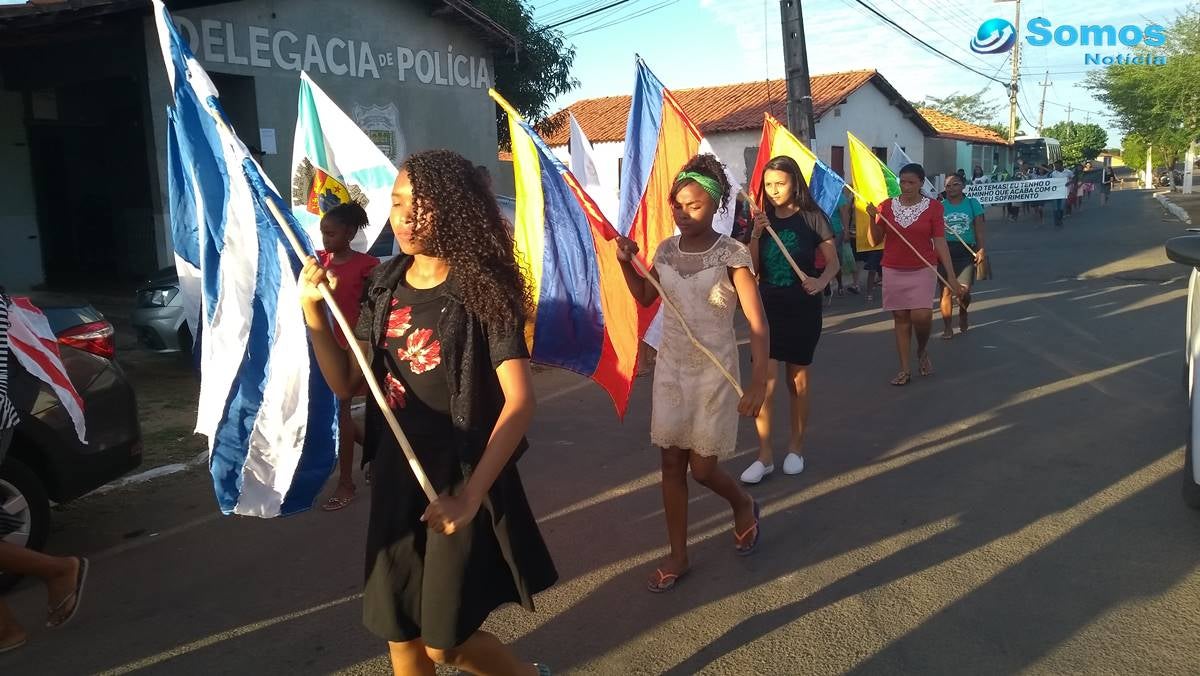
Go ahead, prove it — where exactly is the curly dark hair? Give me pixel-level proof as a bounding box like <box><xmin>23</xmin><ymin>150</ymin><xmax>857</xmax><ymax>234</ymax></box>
<box><xmin>670</xmin><ymin>153</ymin><xmax>732</xmax><ymax>214</ymax></box>
<box><xmin>403</xmin><ymin>150</ymin><xmax>532</xmax><ymax>327</ymax></box>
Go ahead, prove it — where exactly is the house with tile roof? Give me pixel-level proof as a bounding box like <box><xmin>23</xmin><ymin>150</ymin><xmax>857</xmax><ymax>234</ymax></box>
<box><xmin>538</xmin><ymin>70</ymin><xmax>937</xmax><ymax>202</ymax></box>
<box><xmin>919</xmin><ymin>108</ymin><xmax>1016</xmax><ymax>179</ymax></box>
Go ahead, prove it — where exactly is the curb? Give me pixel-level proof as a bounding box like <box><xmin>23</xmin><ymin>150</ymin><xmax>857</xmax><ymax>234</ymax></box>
<box><xmin>1156</xmin><ymin>191</ymin><xmax>1193</xmax><ymax>225</ymax></box>
<box><xmin>89</xmin><ymin>450</ymin><xmax>208</xmax><ymax>496</ymax></box>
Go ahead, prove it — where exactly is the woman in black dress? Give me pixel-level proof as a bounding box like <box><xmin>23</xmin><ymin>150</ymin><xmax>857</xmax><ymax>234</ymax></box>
<box><xmin>300</xmin><ymin>150</ymin><xmax>556</xmax><ymax>676</ymax></box>
<box><xmin>740</xmin><ymin>156</ymin><xmax>839</xmax><ymax>485</ymax></box>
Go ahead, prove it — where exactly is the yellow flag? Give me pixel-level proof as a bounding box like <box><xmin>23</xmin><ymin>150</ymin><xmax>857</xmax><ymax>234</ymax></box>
<box><xmin>847</xmin><ymin>132</ymin><xmax>900</xmax><ymax>252</ymax></box>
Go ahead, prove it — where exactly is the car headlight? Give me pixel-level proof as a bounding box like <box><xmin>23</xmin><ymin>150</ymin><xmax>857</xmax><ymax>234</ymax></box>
<box><xmin>137</xmin><ymin>287</ymin><xmax>179</xmax><ymax>308</ymax></box>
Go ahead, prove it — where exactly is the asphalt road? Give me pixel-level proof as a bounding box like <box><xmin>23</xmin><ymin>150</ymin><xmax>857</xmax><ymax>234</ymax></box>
<box><xmin>5</xmin><ymin>189</ymin><xmax>1200</xmax><ymax>675</ymax></box>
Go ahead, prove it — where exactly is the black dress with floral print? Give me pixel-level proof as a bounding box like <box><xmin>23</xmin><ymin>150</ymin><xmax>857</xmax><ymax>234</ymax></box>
<box><xmin>358</xmin><ymin>261</ymin><xmax>556</xmax><ymax>650</ymax></box>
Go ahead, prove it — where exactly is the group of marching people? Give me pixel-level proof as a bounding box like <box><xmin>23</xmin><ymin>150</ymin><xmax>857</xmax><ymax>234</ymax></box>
<box><xmin>295</xmin><ymin>147</ymin><xmax>984</xmax><ymax>675</ymax></box>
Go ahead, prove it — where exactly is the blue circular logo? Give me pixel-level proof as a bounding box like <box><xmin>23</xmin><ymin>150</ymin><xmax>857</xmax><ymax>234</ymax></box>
<box><xmin>971</xmin><ymin>18</ymin><xmax>1017</xmax><ymax>54</ymax></box>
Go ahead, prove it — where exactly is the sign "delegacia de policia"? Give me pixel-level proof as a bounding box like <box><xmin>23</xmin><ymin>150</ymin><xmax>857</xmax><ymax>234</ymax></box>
<box><xmin>172</xmin><ymin>17</ymin><xmax>493</xmax><ymax>89</ymax></box>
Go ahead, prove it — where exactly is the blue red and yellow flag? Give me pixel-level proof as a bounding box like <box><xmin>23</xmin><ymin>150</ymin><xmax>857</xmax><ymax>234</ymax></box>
<box><xmin>491</xmin><ymin>90</ymin><xmax>641</xmax><ymax>418</ymax></box>
<box><xmin>748</xmin><ymin>113</ymin><xmax>847</xmax><ymax>221</ymax></box>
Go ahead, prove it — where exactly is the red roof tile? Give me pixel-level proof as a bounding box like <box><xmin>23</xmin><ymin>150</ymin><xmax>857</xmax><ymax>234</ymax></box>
<box><xmin>540</xmin><ymin>70</ymin><xmax>905</xmax><ymax>146</ymax></box>
<box><xmin>917</xmin><ymin>108</ymin><xmax>1011</xmax><ymax>145</ymax></box>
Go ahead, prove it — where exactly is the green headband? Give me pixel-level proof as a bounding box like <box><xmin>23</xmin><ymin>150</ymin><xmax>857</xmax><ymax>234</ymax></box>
<box><xmin>675</xmin><ymin>171</ymin><xmax>723</xmax><ymax>204</ymax></box>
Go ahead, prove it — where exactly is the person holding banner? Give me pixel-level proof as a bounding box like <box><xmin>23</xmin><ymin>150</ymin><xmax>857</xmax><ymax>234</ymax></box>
<box><xmin>300</xmin><ymin>150</ymin><xmax>556</xmax><ymax>676</ymax></box>
<box><xmin>867</xmin><ymin>164</ymin><xmax>963</xmax><ymax>386</ymax></box>
<box><xmin>615</xmin><ymin>154</ymin><xmax>769</xmax><ymax>592</ymax></box>
<box><xmin>939</xmin><ymin>175</ymin><xmax>986</xmax><ymax>338</ymax></box>
<box><xmin>740</xmin><ymin>156</ymin><xmax>838</xmax><ymax>484</ymax></box>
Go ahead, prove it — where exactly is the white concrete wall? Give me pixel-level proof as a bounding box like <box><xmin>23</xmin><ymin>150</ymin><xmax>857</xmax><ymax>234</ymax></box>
<box><xmin>705</xmin><ymin>130</ymin><xmax>762</xmax><ymax>187</ymax></box>
<box><xmin>550</xmin><ymin>139</ymin><xmax>623</xmax><ymax>206</ymax></box>
<box><xmin>0</xmin><ymin>87</ymin><xmax>43</xmax><ymax>291</ymax></box>
<box><xmin>811</xmin><ymin>83</ymin><xmax>926</xmax><ymax>169</ymax></box>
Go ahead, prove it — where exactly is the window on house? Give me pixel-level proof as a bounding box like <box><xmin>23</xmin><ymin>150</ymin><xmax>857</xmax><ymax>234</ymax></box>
<box><xmin>873</xmin><ymin>146</ymin><xmax>888</xmax><ymax>163</ymax></box>
<box><xmin>833</xmin><ymin>106</ymin><xmax>841</xmax><ymax>117</ymax></box>
<box><xmin>830</xmin><ymin>146</ymin><xmax>845</xmax><ymax>177</ymax></box>
<box><xmin>617</xmin><ymin>157</ymin><xmax>622</xmax><ymax>189</ymax></box>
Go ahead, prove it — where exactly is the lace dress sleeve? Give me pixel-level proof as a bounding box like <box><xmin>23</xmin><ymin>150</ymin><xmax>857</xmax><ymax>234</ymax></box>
<box><xmin>721</xmin><ymin>237</ymin><xmax>754</xmax><ymax>274</ymax></box>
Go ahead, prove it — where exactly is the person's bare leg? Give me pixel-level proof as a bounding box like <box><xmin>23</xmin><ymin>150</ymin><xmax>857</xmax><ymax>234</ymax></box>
<box><xmin>424</xmin><ymin>631</ymin><xmax>539</xmax><ymax>676</ymax></box>
<box><xmin>389</xmin><ymin>639</ymin><xmax>436</xmax><ymax>676</ymax></box>
<box><xmin>753</xmin><ymin>361</ymin><xmax>779</xmax><ymax>465</ymax></box>
<box><xmin>0</xmin><ymin>542</ymin><xmax>78</xmax><ymax>609</ymax></box>
<box><xmin>652</xmin><ymin>448</ymin><xmax>691</xmax><ymax>582</ymax></box>
<box><xmin>0</xmin><ymin>601</ymin><xmax>26</xmax><ymax>649</ymax></box>
<box><xmin>939</xmin><ymin>287</ymin><xmax>954</xmax><ymax>338</ymax></box>
<box><xmin>786</xmin><ymin>365</ymin><xmax>809</xmax><ymax>453</ymax></box>
<box><xmin>331</xmin><ymin>400</ymin><xmax>356</xmax><ymax>501</ymax></box>
<box><xmin>689</xmin><ymin>454</ymin><xmax>755</xmax><ymax>535</ymax></box>
<box><xmin>913</xmin><ymin>308</ymin><xmax>934</xmax><ymax>375</ymax></box>
<box><xmin>893</xmin><ymin>310</ymin><xmax>913</xmax><ymax>378</ymax></box>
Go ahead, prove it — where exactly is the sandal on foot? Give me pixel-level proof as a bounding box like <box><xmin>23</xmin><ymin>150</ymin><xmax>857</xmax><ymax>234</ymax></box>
<box><xmin>0</xmin><ymin>634</ymin><xmax>27</xmax><ymax>655</ymax></box>
<box><xmin>46</xmin><ymin>557</ymin><xmax>88</xmax><ymax>629</ymax></box>
<box><xmin>890</xmin><ymin>371</ymin><xmax>911</xmax><ymax>386</ymax></box>
<box><xmin>940</xmin><ymin>331</ymin><xmax>954</xmax><ymax>340</ymax></box>
<box><xmin>735</xmin><ymin>500</ymin><xmax>761</xmax><ymax>556</ymax></box>
<box><xmin>322</xmin><ymin>494</ymin><xmax>355</xmax><ymax>512</ymax></box>
<box><xmin>646</xmin><ymin>567</ymin><xmax>689</xmax><ymax>593</ymax></box>
<box><xmin>918</xmin><ymin>352</ymin><xmax>934</xmax><ymax>377</ymax></box>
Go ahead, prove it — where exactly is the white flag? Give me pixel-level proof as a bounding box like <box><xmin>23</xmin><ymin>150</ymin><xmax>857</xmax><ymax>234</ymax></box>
<box><xmin>291</xmin><ymin>72</ymin><xmax>399</xmax><ymax>253</ymax></box>
<box><xmin>889</xmin><ymin>143</ymin><xmax>938</xmax><ymax>198</ymax></box>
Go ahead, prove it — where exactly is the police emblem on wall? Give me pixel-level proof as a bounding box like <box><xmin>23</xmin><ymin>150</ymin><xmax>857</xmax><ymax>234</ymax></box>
<box><xmin>353</xmin><ymin>103</ymin><xmax>405</xmax><ymax>165</ymax></box>
<box><xmin>291</xmin><ymin>158</ymin><xmax>369</xmax><ymax>216</ymax></box>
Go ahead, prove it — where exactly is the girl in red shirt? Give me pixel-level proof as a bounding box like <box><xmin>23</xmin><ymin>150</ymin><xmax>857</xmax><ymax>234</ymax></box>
<box><xmin>316</xmin><ymin>203</ymin><xmax>379</xmax><ymax>511</ymax></box>
<box><xmin>867</xmin><ymin>164</ymin><xmax>962</xmax><ymax>386</ymax></box>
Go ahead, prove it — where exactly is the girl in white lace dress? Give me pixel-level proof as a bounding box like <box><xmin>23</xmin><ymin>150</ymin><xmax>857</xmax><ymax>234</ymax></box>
<box><xmin>615</xmin><ymin>154</ymin><xmax>771</xmax><ymax>593</ymax></box>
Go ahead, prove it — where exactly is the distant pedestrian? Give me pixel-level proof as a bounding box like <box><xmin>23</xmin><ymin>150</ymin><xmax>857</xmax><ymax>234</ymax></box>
<box><xmin>866</xmin><ymin>164</ymin><xmax>963</xmax><ymax>385</ymax></box>
<box><xmin>615</xmin><ymin>153</ymin><xmax>768</xmax><ymax>592</ymax></box>
<box><xmin>827</xmin><ymin>186</ymin><xmax>858</xmax><ymax>296</ymax></box>
<box><xmin>1101</xmin><ymin>163</ymin><xmax>1115</xmax><ymax>206</ymax></box>
<box><xmin>939</xmin><ymin>175</ymin><xmax>986</xmax><ymax>338</ymax></box>
<box><xmin>1049</xmin><ymin>161</ymin><xmax>1072</xmax><ymax>227</ymax></box>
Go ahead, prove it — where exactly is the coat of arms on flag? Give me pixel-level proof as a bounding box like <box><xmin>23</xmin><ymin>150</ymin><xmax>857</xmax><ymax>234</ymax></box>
<box><xmin>291</xmin><ymin>158</ymin><xmax>369</xmax><ymax>216</ymax></box>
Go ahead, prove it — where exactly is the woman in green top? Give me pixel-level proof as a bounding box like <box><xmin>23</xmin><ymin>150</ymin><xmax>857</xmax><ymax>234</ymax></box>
<box><xmin>938</xmin><ymin>174</ymin><xmax>986</xmax><ymax>338</ymax></box>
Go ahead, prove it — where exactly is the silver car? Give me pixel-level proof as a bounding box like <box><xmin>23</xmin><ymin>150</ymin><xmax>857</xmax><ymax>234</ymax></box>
<box><xmin>130</xmin><ymin>267</ymin><xmax>191</xmax><ymax>353</ymax></box>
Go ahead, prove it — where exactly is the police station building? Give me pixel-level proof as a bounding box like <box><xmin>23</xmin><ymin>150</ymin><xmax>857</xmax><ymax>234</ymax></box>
<box><xmin>0</xmin><ymin>0</ymin><xmax>514</xmax><ymax>290</ymax></box>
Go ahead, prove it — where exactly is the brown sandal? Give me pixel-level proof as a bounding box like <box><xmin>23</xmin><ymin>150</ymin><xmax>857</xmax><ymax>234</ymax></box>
<box><xmin>890</xmin><ymin>371</ymin><xmax>911</xmax><ymax>386</ymax></box>
<box><xmin>918</xmin><ymin>352</ymin><xmax>934</xmax><ymax>377</ymax></box>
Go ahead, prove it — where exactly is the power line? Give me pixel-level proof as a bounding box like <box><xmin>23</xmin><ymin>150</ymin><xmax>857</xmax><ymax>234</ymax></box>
<box><xmin>842</xmin><ymin>0</ymin><xmax>1009</xmax><ymax>85</ymax></box>
<box><xmin>543</xmin><ymin>0</ymin><xmax>639</xmax><ymax>30</ymax></box>
<box><xmin>881</xmin><ymin>0</ymin><xmax>994</xmax><ymax>69</ymax></box>
<box><xmin>566</xmin><ymin>0</ymin><xmax>681</xmax><ymax>37</ymax></box>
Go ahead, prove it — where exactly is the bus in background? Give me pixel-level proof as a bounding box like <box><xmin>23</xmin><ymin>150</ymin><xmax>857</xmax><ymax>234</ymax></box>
<box><xmin>1015</xmin><ymin>136</ymin><xmax>1062</xmax><ymax>167</ymax></box>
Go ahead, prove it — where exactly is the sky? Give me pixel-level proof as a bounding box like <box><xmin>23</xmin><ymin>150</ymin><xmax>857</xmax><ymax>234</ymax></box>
<box><xmin>535</xmin><ymin>0</ymin><xmax>1188</xmax><ymax>148</ymax></box>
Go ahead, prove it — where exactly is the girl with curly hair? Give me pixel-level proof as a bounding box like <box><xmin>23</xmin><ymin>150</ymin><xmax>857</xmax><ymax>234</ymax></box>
<box><xmin>615</xmin><ymin>153</ymin><xmax>770</xmax><ymax>593</ymax></box>
<box><xmin>300</xmin><ymin>149</ymin><xmax>556</xmax><ymax>676</ymax></box>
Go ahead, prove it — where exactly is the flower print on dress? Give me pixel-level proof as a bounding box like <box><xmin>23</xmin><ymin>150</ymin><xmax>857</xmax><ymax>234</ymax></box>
<box><xmin>384</xmin><ymin>372</ymin><xmax>407</xmax><ymax>409</ymax></box>
<box><xmin>386</xmin><ymin>300</ymin><xmax>413</xmax><ymax>340</ymax></box>
<box><xmin>400</xmin><ymin>328</ymin><xmax>442</xmax><ymax>374</ymax></box>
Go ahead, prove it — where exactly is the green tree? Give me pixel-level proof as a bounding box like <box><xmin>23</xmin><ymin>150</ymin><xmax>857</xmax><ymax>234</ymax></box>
<box><xmin>912</xmin><ymin>89</ymin><xmax>1003</xmax><ymax>125</ymax></box>
<box><xmin>1042</xmin><ymin>122</ymin><xmax>1109</xmax><ymax>165</ymax></box>
<box><xmin>1121</xmin><ymin>134</ymin><xmax>1149</xmax><ymax>171</ymax></box>
<box><xmin>1086</xmin><ymin>5</ymin><xmax>1200</xmax><ymax>166</ymax></box>
<box><xmin>475</xmin><ymin>0</ymin><xmax>579</xmax><ymax>146</ymax></box>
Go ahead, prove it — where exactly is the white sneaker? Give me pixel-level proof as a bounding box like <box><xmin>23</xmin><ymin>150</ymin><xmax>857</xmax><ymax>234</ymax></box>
<box><xmin>740</xmin><ymin>460</ymin><xmax>775</xmax><ymax>484</ymax></box>
<box><xmin>783</xmin><ymin>453</ymin><xmax>806</xmax><ymax>475</ymax></box>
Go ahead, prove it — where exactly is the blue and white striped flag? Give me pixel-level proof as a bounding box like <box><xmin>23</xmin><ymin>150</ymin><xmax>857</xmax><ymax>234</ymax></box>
<box><xmin>155</xmin><ymin>1</ymin><xmax>337</xmax><ymax>517</ymax></box>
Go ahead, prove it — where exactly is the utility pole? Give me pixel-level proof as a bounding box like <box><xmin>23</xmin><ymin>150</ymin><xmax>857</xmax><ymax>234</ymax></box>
<box><xmin>1066</xmin><ymin>103</ymin><xmax>1072</xmax><ymax>125</ymax></box>
<box><xmin>1036</xmin><ymin>71</ymin><xmax>1051</xmax><ymax>135</ymax></box>
<box><xmin>1006</xmin><ymin>0</ymin><xmax>1022</xmax><ymax>143</ymax></box>
<box><xmin>780</xmin><ymin>0</ymin><xmax>816</xmax><ymax>145</ymax></box>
